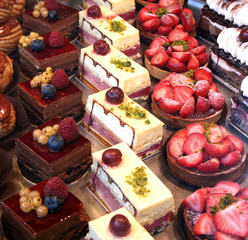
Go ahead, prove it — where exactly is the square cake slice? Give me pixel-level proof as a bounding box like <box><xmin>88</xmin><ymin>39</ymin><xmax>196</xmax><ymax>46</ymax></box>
<box><xmin>90</xmin><ymin>142</ymin><xmax>175</xmax><ymax>234</ymax></box>
<box><xmin>1</xmin><ymin>179</ymin><xmax>90</xmax><ymax>240</ymax></box>
<box><xmin>79</xmin><ymin>5</ymin><xmax>140</xmax><ymax>59</ymax></box>
<box><xmin>80</xmin><ymin>43</ymin><xmax>151</xmax><ymax>101</ymax></box>
<box><xmin>16</xmin><ymin>118</ymin><xmax>92</xmax><ymax>184</ymax></box>
<box><xmin>83</xmin><ymin>88</ymin><xmax>164</xmax><ymax>159</ymax></box>
<box><xmin>85</xmin><ymin>208</ymin><xmax>154</xmax><ymax>239</ymax></box>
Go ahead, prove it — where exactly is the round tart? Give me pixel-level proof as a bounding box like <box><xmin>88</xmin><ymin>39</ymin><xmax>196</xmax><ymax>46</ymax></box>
<box><xmin>135</xmin><ymin>0</ymin><xmax>187</xmax><ymax>9</ymax></box>
<box><xmin>166</xmin><ymin>122</ymin><xmax>246</xmax><ymax>187</ymax></box>
<box><xmin>0</xmin><ymin>1</ymin><xmax>11</xmax><ymax>23</ymax></box>
<box><xmin>9</xmin><ymin>0</ymin><xmax>25</xmax><ymax>18</ymax></box>
<box><xmin>179</xmin><ymin>181</ymin><xmax>248</xmax><ymax>239</ymax></box>
<box><xmin>0</xmin><ymin>51</ymin><xmax>13</xmax><ymax>93</ymax></box>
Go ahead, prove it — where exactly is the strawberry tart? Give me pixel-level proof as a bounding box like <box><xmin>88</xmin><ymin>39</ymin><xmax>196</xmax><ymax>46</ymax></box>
<box><xmin>151</xmin><ymin>69</ymin><xmax>225</xmax><ymax>129</ymax></box>
<box><xmin>83</xmin><ymin>87</ymin><xmax>164</xmax><ymax>159</ymax></box>
<box><xmin>90</xmin><ymin>142</ymin><xmax>175</xmax><ymax>234</ymax></box>
<box><xmin>179</xmin><ymin>181</ymin><xmax>248</xmax><ymax>239</ymax></box>
<box><xmin>137</xmin><ymin>2</ymin><xmax>196</xmax><ymax>43</ymax></box>
<box><xmin>80</xmin><ymin>40</ymin><xmax>151</xmax><ymax>101</ymax></box>
<box><xmin>79</xmin><ymin>5</ymin><xmax>140</xmax><ymax>59</ymax></box>
<box><xmin>136</xmin><ymin>0</ymin><xmax>186</xmax><ymax>9</ymax></box>
<box><xmin>145</xmin><ymin>35</ymin><xmax>209</xmax><ymax>80</ymax></box>
<box><xmin>166</xmin><ymin>122</ymin><xmax>246</xmax><ymax>187</ymax></box>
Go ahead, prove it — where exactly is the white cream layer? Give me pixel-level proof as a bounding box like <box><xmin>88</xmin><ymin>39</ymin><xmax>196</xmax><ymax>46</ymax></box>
<box><xmin>80</xmin><ymin>45</ymin><xmax>150</xmax><ymax>96</ymax></box>
<box><xmin>79</xmin><ymin>6</ymin><xmax>139</xmax><ymax>51</ymax></box>
<box><xmin>85</xmin><ymin>89</ymin><xmax>164</xmax><ymax>153</ymax></box>
<box><xmin>241</xmin><ymin>76</ymin><xmax>248</xmax><ymax>97</ymax></box>
<box><xmin>91</xmin><ymin>143</ymin><xmax>175</xmax><ymax>226</ymax></box>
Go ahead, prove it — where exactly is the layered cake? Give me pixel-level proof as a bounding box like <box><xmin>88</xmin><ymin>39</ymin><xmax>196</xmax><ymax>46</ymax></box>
<box><xmin>18</xmin><ymin>31</ymin><xmax>78</xmax><ymax>77</ymax></box>
<box><xmin>210</xmin><ymin>27</ymin><xmax>248</xmax><ymax>91</ymax></box>
<box><xmin>80</xmin><ymin>40</ymin><xmax>151</xmax><ymax>101</ymax></box>
<box><xmin>229</xmin><ymin>76</ymin><xmax>248</xmax><ymax>136</ymax></box>
<box><xmin>85</xmin><ymin>208</ymin><xmax>154</xmax><ymax>240</ymax></box>
<box><xmin>1</xmin><ymin>178</ymin><xmax>90</xmax><ymax>239</ymax></box>
<box><xmin>16</xmin><ymin>118</ymin><xmax>92</xmax><ymax>184</ymax></box>
<box><xmin>199</xmin><ymin>0</ymin><xmax>248</xmax><ymax>43</ymax></box>
<box><xmin>91</xmin><ymin>142</ymin><xmax>175</xmax><ymax>234</ymax></box>
<box><xmin>83</xmin><ymin>87</ymin><xmax>164</xmax><ymax>158</ymax></box>
<box><xmin>82</xmin><ymin>0</ymin><xmax>136</xmax><ymax>24</ymax></box>
<box><xmin>179</xmin><ymin>181</ymin><xmax>248</xmax><ymax>239</ymax></box>
<box><xmin>166</xmin><ymin>122</ymin><xmax>246</xmax><ymax>186</ymax></box>
<box><xmin>22</xmin><ymin>1</ymin><xmax>79</xmax><ymax>39</ymax></box>
<box><xmin>79</xmin><ymin>5</ymin><xmax>140</xmax><ymax>59</ymax></box>
<box><xmin>18</xmin><ymin>68</ymin><xmax>83</xmax><ymax>125</ymax></box>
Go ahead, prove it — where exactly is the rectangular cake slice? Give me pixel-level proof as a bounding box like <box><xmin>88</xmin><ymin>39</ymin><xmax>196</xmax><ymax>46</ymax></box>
<box><xmin>85</xmin><ymin>208</ymin><xmax>154</xmax><ymax>239</ymax></box>
<box><xmin>90</xmin><ymin>142</ymin><xmax>175</xmax><ymax>234</ymax></box>
<box><xmin>80</xmin><ymin>44</ymin><xmax>151</xmax><ymax>101</ymax></box>
<box><xmin>79</xmin><ymin>5</ymin><xmax>140</xmax><ymax>59</ymax></box>
<box><xmin>83</xmin><ymin>88</ymin><xmax>164</xmax><ymax>159</ymax></box>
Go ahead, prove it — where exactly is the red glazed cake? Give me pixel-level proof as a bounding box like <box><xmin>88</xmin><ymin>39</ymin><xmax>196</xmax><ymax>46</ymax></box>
<box><xmin>0</xmin><ymin>179</ymin><xmax>90</xmax><ymax>240</ymax></box>
<box><xmin>18</xmin><ymin>31</ymin><xmax>78</xmax><ymax>77</ymax></box>
<box><xmin>16</xmin><ymin>118</ymin><xmax>92</xmax><ymax>184</ymax></box>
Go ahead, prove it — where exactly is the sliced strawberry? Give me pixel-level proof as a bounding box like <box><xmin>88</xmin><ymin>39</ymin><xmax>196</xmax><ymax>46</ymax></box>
<box><xmin>175</xmin><ymin>24</ymin><xmax>185</xmax><ymax>31</ymax></box>
<box><xmin>158</xmin><ymin>0</ymin><xmax>177</xmax><ymax>8</ymax></box>
<box><xmin>210</xmin><ymin>83</ymin><xmax>218</xmax><ymax>92</ymax></box>
<box><xmin>187</xmin><ymin>54</ymin><xmax>199</xmax><ymax>70</ymax></box>
<box><xmin>161</xmin><ymin>14</ymin><xmax>175</xmax><ymax>28</ymax></box>
<box><xmin>194</xmin><ymin>80</ymin><xmax>210</xmax><ymax>98</ymax></box>
<box><xmin>179</xmin><ymin>10</ymin><xmax>194</xmax><ymax>32</ymax></box>
<box><xmin>188</xmin><ymin>36</ymin><xmax>198</xmax><ymax>48</ymax></box>
<box><xmin>153</xmin><ymin>81</ymin><xmax>173</xmax><ymax>102</ymax></box>
<box><xmin>192</xmin><ymin>45</ymin><xmax>207</xmax><ymax>55</ymax></box>
<box><xmin>220</xmin><ymin>150</ymin><xmax>241</xmax><ymax>166</ymax></box>
<box><xmin>172</xmin><ymin>52</ymin><xmax>191</xmax><ymax>62</ymax></box>
<box><xmin>197</xmin><ymin>158</ymin><xmax>220</xmax><ymax>173</ymax></box>
<box><xmin>240</xmin><ymin>187</ymin><xmax>248</xmax><ymax>199</ymax></box>
<box><xmin>206</xmin><ymin>192</ymin><xmax>228</xmax><ymax>214</ymax></box>
<box><xmin>176</xmin><ymin>128</ymin><xmax>188</xmax><ymax>139</ymax></box>
<box><xmin>166</xmin><ymin>46</ymin><xmax>173</xmax><ymax>56</ymax></box>
<box><xmin>168</xmin><ymin>13</ymin><xmax>180</xmax><ymax>26</ymax></box>
<box><xmin>145</xmin><ymin>37</ymin><xmax>165</xmax><ymax>58</ymax></box>
<box><xmin>150</xmin><ymin>49</ymin><xmax>169</xmax><ymax>68</ymax></box>
<box><xmin>144</xmin><ymin>3</ymin><xmax>159</xmax><ymax>12</ymax></box>
<box><xmin>166</xmin><ymin>1</ymin><xmax>182</xmax><ymax>15</ymax></box>
<box><xmin>169</xmin><ymin>72</ymin><xmax>193</xmax><ymax>86</ymax></box>
<box><xmin>215</xmin><ymin>200</ymin><xmax>248</xmax><ymax>238</ymax></box>
<box><xmin>214</xmin><ymin>231</ymin><xmax>244</xmax><ymax>240</ymax></box>
<box><xmin>215</xmin><ymin>181</ymin><xmax>241</xmax><ymax>196</ymax></box>
<box><xmin>204</xmin><ymin>141</ymin><xmax>232</xmax><ymax>158</ymax></box>
<box><xmin>138</xmin><ymin>8</ymin><xmax>159</xmax><ymax>23</ymax></box>
<box><xmin>157</xmin><ymin>26</ymin><xmax>173</xmax><ymax>35</ymax></box>
<box><xmin>158</xmin><ymin>97</ymin><xmax>181</xmax><ymax>113</ymax></box>
<box><xmin>168</xmin><ymin>132</ymin><xmax>187</xmax><ymax>158</ymax></box>
<box><xmin>220</xmin><ymin>126</ymin><xmax>230</xmax><ymax>139</ymax></box>
<box><xmin>186</xmin><ymin>122</ymin><xmax>206</xmax><ymax>136</ymax></box>
<box><xmin>182</xmin><ymin>8</ymin><xmax>193</xmax><ymax>15</ymax></box>
<box><xmin>196</xmin><ymin>96</ymin><xmax>210</xmax><ymax>113</ymax></box>
<box><xmin>173</xmin><ymin>85</ymin><xmax>194</xmax><ymax>105</ymax></box>
<box><xmin>196</xmin><ymin>52</ymin><xmax>209</xmax><ymax>65</ymax></box>
<box><xmin>142</xmin><ymin>18</ymin><xmax>160</xmax><ymax>32</ymax></box>
<box><xmin>171</xmin><ymin>44</ymin><xmax>186</xmax><ymax>52</ymax></box>
<box><xmin>209</xmin><ymin>91</ymin><xmax>225</xmax><ymax>110</ymax></box>
<box><xmin>161</xmin><ymin>72</ymin><xmax>177</xmax><ymax>82</ymax></box>
<box><xmin>225</xmin><ymin>135</ymin><xmax>244</xmax><ymax>152</ymax></box>
<box><xmin>183</xmin><ymin>188</ymin><xmax>207</xmax><ymax>212</ymax></box>
<box><xmin>168</xmin><ymin>28</ymin><xmax>189</xmax><ymax>43</ymax></box>
<box><xmin>207</xmin><ymin>124</ymin><xmax>223</xmax><ymax>144</ymax></box>
<box><xmin>179</xmin><ymin>96</ymin><xmax>195</xmax><ymax>117</ymax></box>
<box><xmin>167</xmin><ymin>57</ymin><xmax>187</xmax><ymax>73</ymax></box>
<box><xmin>202</xmin><ymin>148</ymin><xmax>212</xmax><ymax>160</ymax></box>
<box><xmin>193</xmin><ymin>67</ymin><xmax>213</xmax><ymax>85</ymax></box>
<box><xmin>178</xmin><ymin>151</ymin><xmax>203</xmax><ymax>168</ymax></box>
<box><xmin>183</xmin><ymin>133</ymin><xmax>207</xmax><ymax>155</ymax></box>
<box><xmin>159</xmin><ymin>36</ymin><xmax>170</xmax><ymax>44</ymax></box>
<box><xmin>194</xmin><ymin>213</ymin><xmax>216</xmax><ymax>236</ymax></box>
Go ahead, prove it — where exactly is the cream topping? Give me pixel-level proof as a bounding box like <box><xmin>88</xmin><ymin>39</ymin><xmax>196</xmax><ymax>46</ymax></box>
<box><xmin>241</xmin><ymin>76</ymin><xmax>248</xmax><ymax>97</ymax></box>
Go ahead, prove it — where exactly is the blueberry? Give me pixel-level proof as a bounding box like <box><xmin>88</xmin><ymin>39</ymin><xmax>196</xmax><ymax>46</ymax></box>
<box><xmin>41</xmin><ymin>84</ymin><xmax>56</xmax><ymax>99</ymax></box>
<box><xmin>48</xmin><ymin>134</ymin><xmax>64</xmax><ymax>152</ymax></box>
<box><xmin>44</xmin><ymin>195</ymin><xmax>64</xmax><ymax>213</ymax></box>
<box><xmin>31</xmin><ymin>39</ymin><xmax>45</xmax><ymax>52</ymax></box>
<box><xmin>48</xmin><ymin>10</ymin><xmax>58</xmax><ymax>20</ymax></box>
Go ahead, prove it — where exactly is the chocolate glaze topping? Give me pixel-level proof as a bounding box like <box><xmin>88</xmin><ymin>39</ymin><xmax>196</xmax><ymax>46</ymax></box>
<box><xmin>0</xmin><ymin>94</ymin><xmax>10</xmax><ymax>121</ymax></box>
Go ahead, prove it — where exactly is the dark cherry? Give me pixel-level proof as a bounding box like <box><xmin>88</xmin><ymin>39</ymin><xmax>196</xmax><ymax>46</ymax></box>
<box><xmin>87</xmin><ymin>5</ymin><xmax>101</xmax><ymax>18</ymax></box>
<box><xmin>109</xmin><ymin>214</ymin><xmax>131</xmax><ymax>237</ymax></box>
<box><xmin>239</xmin><ymin>27</ymin><xmax>248</xmax><ymax>42</ymax></box>
<box><xmin>102</xmin><ymin>148</ymin><xmax>122</xmax><ymax>166</ymax></box>
<box><xmin>93</xmin><ymin>40</ymin><xmax>110</xmax><ymax>56</ymax></box>
<box><xmin>106</xmin><ymin>87</ymin><xmax>124</xmax><ymax>104</ymax></box>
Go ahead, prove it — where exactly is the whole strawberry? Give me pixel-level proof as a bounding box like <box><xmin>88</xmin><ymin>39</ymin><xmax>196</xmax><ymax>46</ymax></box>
<box><xmin>50</xmin><ymin>68</ymin><xmax>69</xmax><ymax>89</ymax></box>
<box><xmin>43</xmin><ymin>177</ymin><xmax>68</xmax><ymax>200</ymax></box>
<box><xmin>49</xmin><ymin>30</ymin><xmax>64</xmax><ymax>48</ymax></box>
<box><xmin>45</xmin><ymin>0</ymin><xmax>59</xmax><ymax>11</ymax></box>
<box><xmin>57</xmin><ymin>117</ymin><xmax>79</xmax><ymax>144</ymax></box>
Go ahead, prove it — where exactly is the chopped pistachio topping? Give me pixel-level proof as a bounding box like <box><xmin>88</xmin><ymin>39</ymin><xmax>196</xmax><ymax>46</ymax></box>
<box><xmin>126</xmin><ymin>166</ymin><xmax>150</xmax><ymax>197</ymax></box>
<box><xmin>172</xmin><ymin>40</ymin><xmax>189</xmax><ymax>50</ymax></box>
<box><xmin>155</xmin><ymin>7</ymin><xmax>167</xmax><ymax>17</ymax></box>
<box><xmin>108</xmin><ymin>20</ymin><xmax>126</xmax><ymax>32</ymax></box>
<box><xmin>184</xmin><ymin>69</ymin><xmax>194</xmax><ymax>78</ymax></box>
<box><xmin>110</xmin><ymin>57</ymin><xmax>135</xmax><ymax>72</ymax></box>
<box><xmin>118</xmin><ymin>102</ymin><xmax>147</xmax><ymax>120</ymax></box>
<box><xmin>145</xmin><ymin>119</ymin><xmax>150</xmax><ymax>124</ymax></box>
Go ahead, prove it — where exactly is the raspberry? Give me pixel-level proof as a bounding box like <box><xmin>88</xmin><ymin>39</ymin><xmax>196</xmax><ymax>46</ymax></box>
<box><xmin>50</xmin><ymin>68</ymin><xmax>69</xmax><ymax>89</ymax></box>
<box><xmin>57</xmin><ymin>117</ymin><xmax>79</xmax><ymax>144</ymax></box>
<box><xmin>43</xmin><ymin>177</ymin><xmax>68</xmax><ymax>200</ymax></box>
<box><xmin>45</xmin><ymin>0</ymin><xmax>59</xmax><ymax>11</ymax></box>
<box><xmin>49</xmin><ymin>30</ymin><xmax>64</xmax><ymax>48</ymax></box>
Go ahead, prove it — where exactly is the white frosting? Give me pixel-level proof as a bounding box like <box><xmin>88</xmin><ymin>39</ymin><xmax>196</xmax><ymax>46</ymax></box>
<box><xmin>206</xmin><ymin>0</ymin><xmax>248</xmax><ymax>26</ymax></box>
<box><xmin>241</xmin><ymin>76</ymin><xmax>248</xmax><ymax>97</ymax></box>
<box><xmin>91</xmin><ymin>143</ymin><xmax>175</xmax><ymax>226</ymax></box>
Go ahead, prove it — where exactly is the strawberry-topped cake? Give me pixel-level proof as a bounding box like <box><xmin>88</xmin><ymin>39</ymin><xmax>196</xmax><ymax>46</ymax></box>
<box><xmin>166</xmin><ymin>122</ymin><xmax>246</xmax><ymax>187</ymax></box>
<box><xmin>179</xmin><ymin>181</ymin><xmax>248</xmax><ymax>239</ymax></box>
<box><xmin>137</xmin><ymin>0</ymin><xmax>196</xmax><ymax>43</ymax></box>
<box><xmin>151</xmin><ymin>68</ymin><xmax>225</xmax><ymax>129</ymax></box>
<box><xmin>145</xmin><ymin>34</ymin><xmax>209</xmax><ymax>80</ymax></box>
<box><xmin>135</xmin><ymin>0</ymin><xmax>186</xmax><ymax>9</ymax></box>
